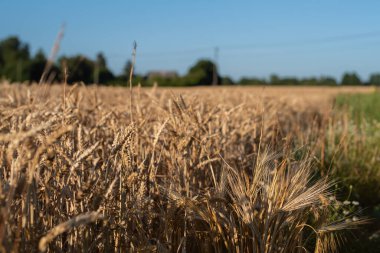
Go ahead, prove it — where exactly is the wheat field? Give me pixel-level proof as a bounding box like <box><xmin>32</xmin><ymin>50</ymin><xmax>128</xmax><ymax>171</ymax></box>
<box><xmin>0</xmin><ymin>83</ymin><xmax>374</xmax><ymax>252</ymax></box>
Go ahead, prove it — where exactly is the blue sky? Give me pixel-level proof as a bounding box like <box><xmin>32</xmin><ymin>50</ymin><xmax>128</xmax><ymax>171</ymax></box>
<box><xmin>1</xmin><ymin>0</ymin><xmax>380</xmax><ymax>81</ymax></box>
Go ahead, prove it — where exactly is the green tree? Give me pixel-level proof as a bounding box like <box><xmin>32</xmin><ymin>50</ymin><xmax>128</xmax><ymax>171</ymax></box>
<box><xmin>319</xmin><ymin>76</ymin><xmax>337</xmax><ymax>86</ymax></box>
<box><xmin>239</xmin><ymin>77</ymin><xmax>267</xmax><ymax>85</ymax></box>
<box><xmin>0</xmin><ymin>47</ymin><xmax>3</xmax><ymax>72</ymax></box>
<box><xmin>0</xmin><ymin>36</ymin><xmax>31</xmax><ymax>82</ymax></box>
<box><xmin>59</xmin><ymin>55</ymin><xmax>95</xmax><ymax>84</ymax></box>
<box><xmin>300</xmin><ymin>78</ymin><xmax>318</xmax><ymax>86</ymax></box>
<box><xmin>94</xmin><ymin>52</ymin><xmax>114</xmax><ymax>84</ymax></box>
<box><xmin>110</xmin><ymin>60</ymin><xmax>134</xmax><ymax>86</ymax></box>
<box><xmin>109</xmin><ymin>60</ymin><xmax>144</xmax><ymax>87</ymax></box>
<box><xmin>281</xmin><ymin>77</ymin><xmax>299</xmax><ymax>85</ymax></box>
<box><xmin>221</xmin><ymin>76</ymin><xmax>234</xmax><ymax>85</ymax></box>
<box><xmin>341</xmin><ymin>72</ymin><xmax>362</xmax><ymax>85</ymax></box>
<box><xmin>270</xmin><ymin>74</ymin><xmax>280</xmax><ymax>85</ymax></box>
<box><xmin>96</xmin><ymin>52</ymin><xmax>107</xmax><ymax>69</ymax></box>
<box><xmin>184</xmin><ymin>59</ymin><xmax>218</xmax><ymax>85</ymax></box>
<box><xmin>369</xmin><ymin>73</ymin><xmax>380</xmax><ymax>86</ymax></box>
<box><xmin>269</xmin><ymin>75</ymin><xmax>300</xmax><ymax>85</ymax></box>
<box><xmin>122</xmin><ymin>60</ymin><xmax>133</xmax><ymax>78</ymax></box>
<box><xmin>29</xmin><ymin>49</ymin><xmax>47</xmax><ymax>82</ymax></box>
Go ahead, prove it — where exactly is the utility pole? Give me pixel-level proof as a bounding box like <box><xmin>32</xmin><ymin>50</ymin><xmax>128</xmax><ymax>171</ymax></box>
<box><xmin>212</xmin><ymin>47</ymin><xmax>219</xmax><ymax>86</ymax></box>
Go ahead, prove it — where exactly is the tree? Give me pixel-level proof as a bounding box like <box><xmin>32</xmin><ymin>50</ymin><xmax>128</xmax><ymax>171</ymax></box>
<box><xmin>280</xmin><ymin>77</ymin><xmax>299</xmax><ymax>85</ymax></box>
<box><xmin>94</xmin><ymin>52</ymin><xmax>114</xmax><ymax>84</ymax></box>
<box><xmin>269</xmin><ymin>75</ymin><xmax>300</xmax><ymax>85</ymax></box>
<box><xmin>122</xmin><ymin>60</ymin><xmax>133</xmax><ymax>78</ymax></box>
<box><xmin>96</xmin><ymin>52</ymin><xmax>107</xmax><ymax>69</ymax></box>
<box><xmin>300</xmin><ymin>78</ymin><xmax>318</xmax><ymax>86</ymax></box>
<box><xmin>29</xmin><ymin>49</ymin><xmax>47</xmax><ymax>82</ymax></box>
<box><xmin>239</xmin><ymin>77</ymin><xmax>267</xmax><ymax>85</ymax></box>
<box><xmin>184</xmin><ymin>59</ymin><xmax>218</xmax><ymax>85</ymax></box>
<box><xmin>341</xmin><ymin>72</ymin><xmax>362</xmax><ymax>85</ymax></box>
<box><xmin>319</xmin><ymin>76</ymin><xmax>337</xmax><ymax>86</ymax></box>
<box><xmin>369</xmin><ymin>73</ymin><xmax>380</xmax><ymax>86</ymax></box>
<box><xmin>59</xmin><ymin>55</ymin><xmax>95</xmax><ymax>84</ymax></box>
<box><xmin>221</xmin><ymin>76</ymin><xmax>235</xmax><ymax>85</ymax></box>
<box><xmin>0</xmin><ymin>36</ymin><xmax>31</xmax><ymax>82</ymax></box>
<box><xmin>0</xmin><ymin>47</ymin><xmax>3</xmax><ymax>71</ymax></box>
<box><xmin>270</xmin><ymin>74</ymin><xmax>280</xmax><ymax>85</ymax></box>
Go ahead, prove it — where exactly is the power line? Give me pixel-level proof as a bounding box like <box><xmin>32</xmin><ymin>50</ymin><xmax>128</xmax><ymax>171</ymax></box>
<box><xmin>221</xmin><ymin>30</ymin><xmax>380</xmax><ymax>50</ymax></box>
<box><xmin>106</xmin><ymin>30</ymin><xmax>380</xmax><ymax>59</ymax></box>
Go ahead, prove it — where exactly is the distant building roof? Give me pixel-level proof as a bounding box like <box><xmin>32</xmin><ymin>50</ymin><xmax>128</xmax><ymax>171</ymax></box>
<box><xmin>147</xmin><ymin>71</ymin><xmax>178</xmax><ymax>79</ymax></box>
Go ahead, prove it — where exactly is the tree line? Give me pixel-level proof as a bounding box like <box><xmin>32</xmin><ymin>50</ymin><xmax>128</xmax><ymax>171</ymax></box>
<box><xmin>1</xmin><ymin>36</ymin><xmax>379</xmax><ymax>86</ymax></box>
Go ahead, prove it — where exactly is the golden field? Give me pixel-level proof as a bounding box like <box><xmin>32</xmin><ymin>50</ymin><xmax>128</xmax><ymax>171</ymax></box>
<box><xmin>0</xmin><ymin>83</ymin><xmax>377</xmax><ymax>252</ymax></box>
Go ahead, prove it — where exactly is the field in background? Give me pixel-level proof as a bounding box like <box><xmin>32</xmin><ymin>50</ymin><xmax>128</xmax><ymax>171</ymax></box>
<box><xmin>0</xmin><ymin>83</ymin><xmax>378</xmax><ymax>252</ymax></box>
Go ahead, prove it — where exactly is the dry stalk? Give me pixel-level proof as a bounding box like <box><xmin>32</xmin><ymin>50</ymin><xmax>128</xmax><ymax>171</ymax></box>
<box><xmin>38</xmin><ymin>211</ymin><xmax>103</xmax><ymax>252</ymax></box>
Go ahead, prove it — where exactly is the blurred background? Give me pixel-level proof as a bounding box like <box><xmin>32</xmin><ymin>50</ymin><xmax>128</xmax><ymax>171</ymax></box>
<box><xmin>1</xmin><ymin>2</ymin><xmax>380</xmax><ymax>252</ymax></box>
<box><xmin>1</xmin><ymin>0</ymin><xmax>380</xmax><ymax>86</ymax></box>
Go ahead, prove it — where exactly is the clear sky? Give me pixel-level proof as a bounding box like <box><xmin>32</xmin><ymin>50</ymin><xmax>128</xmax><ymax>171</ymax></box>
<box><xmin>1</xmin><ymin>0</ymin><xmax>380</xmax><ymax>81</ymax></box>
